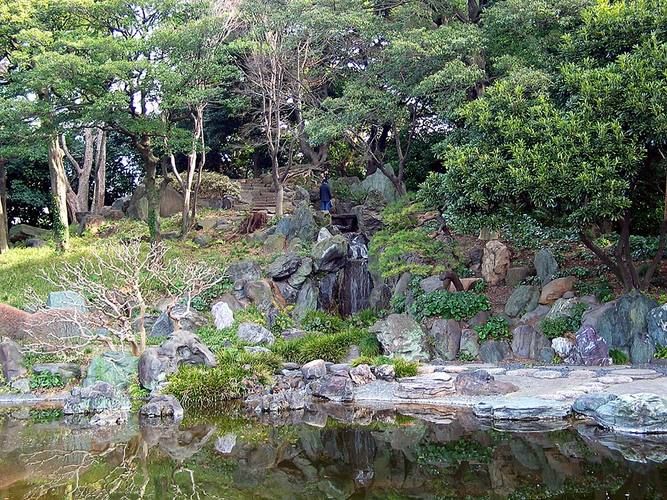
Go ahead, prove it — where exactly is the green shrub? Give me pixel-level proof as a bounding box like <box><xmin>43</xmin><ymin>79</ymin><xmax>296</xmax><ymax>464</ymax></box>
<box><xmin>575</xmin><ymin>277</ymin><xmax>615</xmax><ymax>303</ymax></box>
<box><xmin>358</xmin><ymin>333</ymin><xmax>382</xmax><ymax>357</ymax></box>
<box><xmin>165</xmin><ymin>349</ymin><xmax>278</xmax><ymax>408</ymax></box>
<box><xmin>191</xmin><ymin>280</ymin><xmax>233</xmax><ymax>312</ymax></box>
<box><xmin>654</xmin><ymin>345</ymin><xmax>667</xmax><ymax>359</ymax></box>
<box><xmin>346</xmin><ymin>309</ymin><xmax>379</xmax><ymax>328</ymax></box>
<box><xmin>351</xmin><ymin>355</ymin><xmax>419</xmax><ymax>378</ymax></box>
<box><xmin>457</xmin><ymin>351</ymin><xmax>476</xmax><ymax>362</ymax></box>
<box><xmin>30</xmin><ymin>371</ymin><xmax>65</xmax><ymax>390</ymax></box>
<box><xmin>412</xmin><ymin>290</ymin><xmax>490</xmax><ymax>321</ymax></box>
<box><xmin>540</xmin><ymin>303</ymin><xmax>588</xmax><ymax>340</ymax></box>
<box><xmin>391</xmin><ymin>292</ymin><xmax>407</xmax><ymax>314</ymax></box>
<box><xmin>609</xmin><ymin>349</ymin><xmax>629</xmax><ymax>365</ymax></box>
<box><xmin>271</xmin><ymin>327</ymin><xmax>368</xmax><ymax>364</ymax></box>
<box><xmin>301</xmin><ymin>310</ymin><xmax>346</xmax><ymax>333</ymax></box>
<box><xmin>271</xmin><ymin>309</ymin><xmax>295</xmax><ymax>334</ymax></box>
<box><xmin>475</xmin><ymin>316</ymin><xmax>511</xmax><ymax>342</ymax></box>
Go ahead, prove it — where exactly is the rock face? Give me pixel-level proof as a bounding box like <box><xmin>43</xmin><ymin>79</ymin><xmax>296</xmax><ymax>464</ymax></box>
<box><xmin>84</xmin><ymin>352</ymin><xmax>138</xmax><ymax>388</ymax></box>
<box><xmin>140</xmin><ymin>395</ymin><xmax>184</xmax><ymax>421</ymax></box>
<box><xmin>0</xmin><ymin>339</ymin><xmax>26</xmax><ymax>381</ymax></box>
<box><xmin>243</xmin><ymin>280</ymin><xmax>275</xmax><ymax>312</ymax></box>
<box><xmin>310</xmin><ymin>375</ymin><xmax>354</xmax><ymax>402</ymax></box>
<box><xmin>63</xmin><ymin>381</ymin><xmax>131</xmax><ymax>415</ymax></box>
<box><xmin>511</xmin><ymin>326</ymin><xmax>552</xmax><ymax>361</ymax></box>
<box><xmin>581</xmin><ymin>291</ymin><xmax>658</xmax><ymax>351</ymax></box>
<box><xmin>571</xmin><ymin>393</ymin><xmax>619</xmax><ymax>417</ymax></box>
<box><xmin>311</xmin><ymin>235</ymin><xmax>349</xmax><ymax>272</ymax></box>
<box><xmin>479</xmin><ymin>340</ymin><xmax>511</xmax><ymax>363</ymax></box>
<box><xmin>570</xmin><ymin>326</ymin><xmax>612</xmax><ymax>366</ymax></box>
<box><xmin>370</xmin><ymin>314</ymin><xmax>428</xmax><ymax>361</ymax></box>
<box><xmin>360</xmin><ymin>165</ymin><xmax>400</xmax><ymax>203</ymax></box>
<box><xmin>534</xmin><ymin>248</ymin><xmax>558</xmax><ymax>285</ymax></box>
<box><xmin>138</xmin><ymin>330</ymin><xmax>217</xmax><ymax>391</ymax></box>
<box><xmin>427</xmin><ymin>318</ymin><xmax>461</xmax><ymax>361</ymax></box>
<box><xmin>46</xmin><ymin>291</ymin><xmax>88</xmax><ymax>312</ymax></box>
<box><xmin>227</xmin><ymin>260</ymin><xmax>262</xmax><ymax>283</ymax></box>
<box><xmin>396</xmin><ymin>373</ymin><xmax>455</xmax><ymax>399</ymax></box>
<box><xmin>301</xmin><ymin>359</ymin><xmax>326</xmax><ymax>380</ymax></box>
<box><xmin>505</xmin><ymin>285</ymin><xmax>540</xmax><ymax>318</ymax></box>
<box><xmin>372</xmin><ymin>364</ymin><xmax>395</xmax><ymax>381</ymax></box>
<box><xmin>578</xmin><ymin>393</ymin><xmax>667</xmax><ymax>434</ymax></box>
<box><xmin>350</xmin><ymin>364</ymin><xmax>376</xmax><ymax>385</ymax></box>
<box><xmin>267</xmin><ymin>253</ymin><xmax>302</xmax><ymax>280</ymax></box>
<box><xmin>647</xmin><ymin>303</ymin><xmax>667</xmax><ymax>347</ymax></box>
<box><xmin>539</xmin><ymin>277</ymin><xmax>576</xmax><ymax>305</ymax></box>
<box><xmin>481</xmin><ymin>240</ymin><xmax>510</xmax><ymax>286</ymax></box>
<box><xmin>455</xmin><ymin>370</ymin><xmax>518</xmax><ymax>396</ymax></box>
<box><xmin>552</xmin><ymin>337</ymin><xmax>575</xmax><ymax>360</ymax></box>
<box><xmin>293</xmin><ymin>280</ymin><xmax>318</xmax><ymax>320</ymax></box>
<box><xmin>287</xmin><ymin>258</ymin><xmax>313</xmax><ymax>289</ymax></box>
<box><xmin>459</xmin><ymin>329</ymin><xmax>480</xmax><ymax>359</ymax></box>
<box><xmin>353</xmin><ymin>190</ymin><xmax>386</xmax><ymax>239</ymax></box>
<box><xmin>630</xmin><ymin>334</ymin><xmax>655</xmax><ymax>364</ymax></box>
<box><xmin>237</xmin><ymin>323</ymin><xmax>275</xmax><ymax>345</ymax></box>
<box><xmin>211</xmin><ymin>302</ymin><xmax>234</xmax><ymax>330</ymax></box>
<box><xmin>285</xmin><ymin>202</ymin><xmax>318</xmax><ymax>243</ymax></box>
<box><xmin>474</xmin><ymin>397</ymin><xmax>571</xmax><ymax>421</ymax></box>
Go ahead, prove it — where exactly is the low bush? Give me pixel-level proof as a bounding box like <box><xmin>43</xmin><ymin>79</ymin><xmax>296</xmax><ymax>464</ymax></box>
<box><xmin>475</xmin><ymin>316</ymin><xmax>511</xmax><ymax>342</ymax></box>
<box><xmin>609</xmin><ymin>349</ymin><xmax>629</xmax><ymax>365</ymax></box>
<box><xmin>351</xmin><ymin>355</ymin><xmax>419</xmax><ymax>378</ymax></box>
<box><xmin>301</xmin><ymin>310</ymin><xmax>346</xmax><ymax>334</ymax></box>
<box><xmin>346</xmin><ymin>309</ymin><xmax>379</xmax><ymax>328</ymax></box>
<box><xmin>654</xmin><ymin>345</ymin><xmax>667</xmax><ymax>359</ymax></box>
<box><xmin>540</xmin><ymin>303</ymin><xmax>588</xmax><ymax>340</ymax></box>
<box><xmin>412</xmin><ymin>290</ymin><xmax>490</xmax><ymax>321</ymax></box>
<box><xmin>30</xmin><ymin>371</ymin><xmax>65</xmax><ymax>390</ymax></box>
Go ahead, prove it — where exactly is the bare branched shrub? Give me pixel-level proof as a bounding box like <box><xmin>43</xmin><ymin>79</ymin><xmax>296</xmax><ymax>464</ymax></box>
<box><xmin>27</xmin><ymin>240</ymin><xmax>222</xmax><ymax>355</ymax></box>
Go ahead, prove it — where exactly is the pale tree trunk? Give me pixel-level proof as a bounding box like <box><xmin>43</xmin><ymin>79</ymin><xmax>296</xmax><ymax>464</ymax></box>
<box><xmin>270</xmin><ymin>152</ymin><xmax>284</xmax><ymax>217</ymax></box>
<box><xmin>182</xmin><ymin>106</ymin><xmax>205</xmax><ymax>236</ymax></box>
<box><xmin>0</xmin><ymin>159</ymin><xmax>8</xmax><ymax>253</ymax></box>
<box><xmin>92</xmin><ymin>129</ymin><xmax>107</xmax><ymax>212</ymax></box>
<box><xmin>61</xmin><ymin>129</ymin><xmax>96</xmax><ymax>217</ymax></box>
<box><xmin>48</xmin><ymin>135</ymin><xmax>70</xmax><ymax>252</ymax></box>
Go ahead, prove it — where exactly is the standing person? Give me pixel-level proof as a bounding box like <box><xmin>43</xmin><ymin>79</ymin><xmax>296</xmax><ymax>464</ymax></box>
<box><xmin>319</xmin><ymin>175</ymin><xmax>332</xmax><ymax>212</ymax></box>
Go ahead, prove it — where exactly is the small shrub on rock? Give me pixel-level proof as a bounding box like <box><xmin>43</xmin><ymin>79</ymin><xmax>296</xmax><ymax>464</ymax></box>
<box><xmin>539</xmin><ymin>303</ymin><xmax>588</xmax><ymax>339</ymax></box>
<box><xmin>609</xmin><ymin>349</ymin><xmax>629</xmax><ymax>365</ymax></box>
<box><xmin>475</xmin><ymin>316</ymin><xmax>511</xmax><ymax>342</ymax></box>
<box><xmin>412</xmin><ymin>290</ymin><xmax>490</xmax><ymax>321</ymax></box>
<box><xmin>301</xmin><ymin>310</ymin><xmax>346</xmax><ymax>333</ymax></box>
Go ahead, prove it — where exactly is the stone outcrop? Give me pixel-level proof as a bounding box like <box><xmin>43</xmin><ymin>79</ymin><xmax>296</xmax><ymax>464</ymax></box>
<box><xmin>511</xmin><ymin>325</ymin><xmax>553</xmax><ymax>362</ymax></box>
<box><xmin>534</xmin><ymin>248</ymin><xmax>558</xmax><ymax>285</ymax></box>
<box><xmin>63</xmin><ymin>381</ymin><xmax>131</xmax><ymax>415</ymax></box>
<box><xmin>311</xmin><ymin>235</ymin><xmax>348</xmax><ymax>273</ymax></box>
<box><xmin>370</xmin><ymin>314</ymin><xmax>428</xmax><ymax>361</ymax></box>
<box><xmin>237</xmin><ymin>323</ymin><xmax>275</xmax><ymax>345</ymax></box>
<box><xmin>479</xmin><ymin>339</ymin><xmax>511</xmax><ymax>363</ymax></box>
<box><xmin>505</xmin><ymin>285</ymin><xmax>540</xmax><ymax>318</ymax></box>
<box><xmin>84</xmin><ymin>352</ymin><xmax>138</xmax><ymax>388</ymax></box>
<box><xmin>573</xmin><ymin>393</ymin><xmax>667</xmax><ymax>434</ymax></box>
<box><xmin>138</xmin><ymin>330</ymin><xmax>217</xmax><ymax>391</ymax></box>
<box><xmin>647</xmin><ymin>303</ymin><xmax>667</xmax><ymax>347</ymax></box>
<box><xmin>539</xmin><ymin>277</ymin><xmax>576</xmax><ymax>305</ymax></box>
<box><xmin>211</xmin><ymin>301</ymin><xmax>234</xmax><ymax>330</ymax></box>
<box><xmin>454</xmin><ymin>370</ymin><xmax>518</xmax><ymax>396</ymax></box>
<box><xmin>310</xmin><ymin>375</ymin><xmax>354</xmax><ymax>402</ymax></box>
<box><xmin>426</xmin><ymin>318</ymin><xmax>461</xmax><ymax>361</ymax></box>
<box><xmin>0</xmin><ymin>338</ymin><xmax>26</xmax><ymax>381</ymax></box>
<box><xmin>396</xmin><ymin>373</ymin><xmax>455</xmax><ymax>399</ymax></box>
<box><xmin>140</xmin><ymin>395</ymin><xmax>184</xmax><ymax>421</ymax></box>
<box><xmin>481</xmin><ymin>240</ymin><xmax>510</xmax><ymax>286</ymax></box>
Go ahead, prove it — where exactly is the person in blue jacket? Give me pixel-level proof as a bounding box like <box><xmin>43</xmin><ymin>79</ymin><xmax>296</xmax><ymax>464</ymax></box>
<box><xmin>319</xmin><ymin>175</ymin><xmax>332</xmax><ymax>212</ymax></box>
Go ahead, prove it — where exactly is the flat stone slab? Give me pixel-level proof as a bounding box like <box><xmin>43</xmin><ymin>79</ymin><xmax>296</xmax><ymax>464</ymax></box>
<box><xmin>396</xmin><ymin>373</ymin><xmax>455</xmax><ymax>399</ymax></box>
<box><xmin>599</xmin><ymin>375</ymin><xmax>634</xmax><ymax>384</ymax></box>
<box><xmin>506</xmin><ymin>369</ymin><xmax>537</xmax><ymax>377</ymax></box>
<box><xmin>532</xmin><ymin>370</ymin><xmax>563</xmax><ymax>379</ymax></box>
<box><xmin>567</xmin><ymin>370</ymin><xmax>597</xmax><ymax>379</ymax></box>
<box><xmin>613</xmin><ymin>369</ymin><xmax>661</xmax><ymax>380</ymax></box>
<box><xmin>473</xmin><ymin>397</ymin><xmax>572</xmax><ymax>421</ymax></box>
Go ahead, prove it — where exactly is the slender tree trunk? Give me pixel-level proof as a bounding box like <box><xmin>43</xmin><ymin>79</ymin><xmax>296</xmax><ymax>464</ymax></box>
<box><xmin>135</xmin><ymin>135</ymin><xmax>161</xmax><ymax>242</ymax></box>
<box><xmin>48</xmin><ymin>135</ymin><xmax>70</xmax><ymax>252</ymax></box>
<box><xmin>92</xmin><ymin>129</ymin><xmax>107</xmax><ymax>212</ymax></box>
<box><xmin>0</xmin><ymin>159</ymin><xmax>8</xmax><ymax>253</ymax></box>
<box><xmin>181</xmin><ymin>106</ymin><xmax>205</xmax><ymax>237</ymax></box>
<box><xmin>271</xmin><ymin>152</ymin><xmax>283</xmax><ymax>217</ymax></box>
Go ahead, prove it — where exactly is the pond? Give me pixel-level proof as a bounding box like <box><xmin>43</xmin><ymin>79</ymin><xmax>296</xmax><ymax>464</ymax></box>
<box><xmin>0</xmin><ymin>404</ymin><xmax>665</xmax><ymax>499</ymax></box>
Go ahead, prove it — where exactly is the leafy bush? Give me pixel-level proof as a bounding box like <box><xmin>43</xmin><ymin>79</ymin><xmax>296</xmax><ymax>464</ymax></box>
<box><xmin>191</xmin><ymin>280</ymin><xmax>233</xmax><ymax>312</ymax></box>
<box><xmin>457</xmin><ymin>351</ymin><xmax>476</xmax><ymax>362</ymax></box>
<box><xmin>271</xmin><ymin>328</ymin><xmax>370</xmax><ymax>364</ymax></box>
<box><xmin>391</xmin><ymin>292</ymin><xmax>407</xmax><ymax>314</ymax></box>
<box><xmin>301</xmin><ymin>310</ymin><xmax>346</xmax><ymax>333</ymax></box>
<box><xmin>165</xmin><ymin>350</ymin><xmax>278</xmax><ymax>408</ymax></box>
<box><xmin>412</xmin><ymin>290</ymin><xmax>490</xmax><ymax>321</ymax></box>
<box><xmin>346</xmin><ymin>309</ymin><xmax>379</xmax><ymax>328</ymax></box>
<box><xmin>30</xmin><ymin>371</ymin><xmax>65</xmax><ymax>390</ymax></box>
<box><xmin>184</xmin><ymin>171</ymin><xmax>241</xmax><ymax>200</ymax></box>
<box><xmin>654</xmin><ymin>346</ymin><xmax>667</xmax><ymax>359</ymax></box>
<box><xmin>575</xmin><ymin>276</ymin><xmax>615</xmax><ymax>303</ymax></box>
<box><xmin>271</xmin><ymin>309</ymin><xmax>295</xmax><ymax>334</ymax></box>
<box><xmin>609</xmin><ymin>349</ymin><xmax>629</xmax><ymax>365</ymax></box>
<box><xmin>358</xmin><ymin>333</ymin><xmax>382</xmax><ymax>357</ymax></box>
<box><xmin>540</xmin><ymin>303</ymin><xmax>588</xmax><ymax>339</ymax></box>
<box><xmin>351</xmin><ymin>355</ymin><xmax>419</xmax><ymax>378</ymax></box>
<box><xmin>475</xmin><ymin>316</ymin><xmax>511</xmax><ymax>342</ymax></box>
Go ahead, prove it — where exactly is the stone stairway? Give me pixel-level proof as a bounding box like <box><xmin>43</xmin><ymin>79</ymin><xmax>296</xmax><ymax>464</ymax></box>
<box><xmin>236</xmin><ymin>167</ymin><xmax>313</xmax><ymax>214</ymax></box>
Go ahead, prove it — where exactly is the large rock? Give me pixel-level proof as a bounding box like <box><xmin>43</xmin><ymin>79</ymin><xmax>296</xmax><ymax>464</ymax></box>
<box><xmin>458</xmin><ymin>329</ymin><xmax>480</xmax><ymax>359</ymax></box>
<box><xmin>581</xmin><ymin>291</ymin><xmax>658</xmax><ymax>350</ymax></box>
<box><xmin>310</xmin><ymin>375</ymin><xmax>354</xmax><ymax>402</ymax></box>
<box><xmin>505</xmin><ymin>285</ymin><xmax>540</xmax><ymax>318</ymax></box>
<box><xmin>138</xmin><ymin>330</ymin><xmax>217</xmax><ymax>391</ymax></box>
<box><xmin>511</xmin><ymin>325</ymin><xmax>552</xmax><ymax>361</ymax></box>
<box><xmin>369</xmin><ymin>314</ymin><xmax>428</xmax><ymax>361</ymax></box>
<box><xmin>211</xmin><ymin>301</ymin><xmax>234</xmax><ymax>330</ymax></box>
<box><xmin>140</xmin><ymin>395</ymin><xmax>184</xmax><ymax>421</ymax></box>
<box><xmin>648</xmin><ymin>303</ymin><xmax>667</xmax><ymax>347</ymax></box>
<box><xmin>0</xmin><ymin>339</ymin><xmax>26</xmax><ymax>381</ymax></box>
<box><xmin>226</xmin><ymin>260</ymin><xmax>262</xmax><ymax>283</ymax></box>
<box><xmin>630</xmin><ymin>333</ymin><xmax>655</xmax><ymax>364</ymax></box>
<box><xmin>571</xmin><ymin>326</ymin><xmax>612</xmax><ymax>366</ymax></box>
<box><xmin>169</xmin><ymin>304</ymin><xmax>207</xmax><ymax>332</ymax></box>
<box><xmin>552</xmin><ymin>337</ymin><xmax>575</xmax><ymax>360</ymax></box>
<box><xmin>544</xmin><ymin>297</ymin><xmax>581</xmax><ymax>321</ymax></box>
<box><xmin>237</xmin><ymin>323</ymin><xmax>275</xmax><ymax>345</ymax></box>
<box><xmin>586</xmin><ymin>393</ymin><xmax>667</xmax><ymax>434</ymax></box>
<box><xmin>301</xmin><ymin>359</ymin><xmax>327</xmax><ymax>380</ymax></box>
<box><xmin>84</xmin><ymin>352</ymin><xmax>138</xmax><ymax>389</ymax></box>
<box><xmin>572</xmin><ymin>393</ymin><xmax>619</xmax><ymax>417</ymax></box>
<box><xmin>481</xmin><ymin>240</ymin><xmax>510</xmax><ymax>286</ymax></box>
<box><xmin>350</xmin><ymin>364</ymin><xmax>376</xmax><ymax>385</ymax></box>
<box><xmin>287</xmin><ymin>258</ymin><xmax>313</xmax><ymax>289</ymax></box>
<box><xmin>290</xmin><ymin>202</ymin><xmax>319</xmax><ymax>243</ymax></box>
<box><xmin>353</xmin><ymin>190</ymin><xmax>386</xmax><ymax>239</ymax></box>
<box><xmin>244</xmin><ymin>280</ymin><xmax>275</xmax><ymax>311</ymax></box>
<box><xmin>369</xmin><ymin>284</ymin><xmax>392</xmax><ymax>312</ymax></box>
<box><xmin>267</xmin><ymin>253</ymin><xmax>302</xmax><ymax>280</ymax></box>
<box><xmin>539</xmin><ymin>276</ymin><xmax>576</xmax><ymax>305</ymax></box>
<box><xmin>455</xmin><ymin>370</ymin><xmax>518</xmax><ymax>396</ymax></box>
<box><xmin>273</xmin><ymin>280</ymin><xmax>299</xmax><ymax>304</ymax></box>
<box><xmin>505</xmin><ymin>266</ymin><xmax>533</xmax><ymax>287</ymax></box>
<box><xmin>534</xmin><ymin>248</ymin><xmax>558</xmax><ymax>285</ymax></box>
<box><xmin>8</xmin><ymin>224</ymin><xmax>50</xmax><ymax>243</ymax></box>
<box><xmin>427</xmin><ymin>318</ymin><xmax>461</xmax><ymax>361</ymax></box>
<box><xmin>360</xmin><ymin>165</ymin><xmax>400</xmax><ymax>203</ymax></box>
<box><xmin>396</xmin><ymin>373</ymin><xmax>455</xmax><ymax>399</ymax></box>
<box><xmin>420</xmin><ymin>276</ymin><xmax>445</xmax><ymax>294</ymax></box>
<box><xmin>479</xmin><ymin>339</ymin><xmax>511</xmax><ymax>363</ymax></box>
<box><xmin>63</xmin><ymin>381</ymin><xmax>131</xmax><ymax>415</ymax></box>
<box><xmin>293</xmin><ymin>280</ymin><xmax>318</xmax><ymax>320</ymax></box>
<box><xmin>474</xmin><ymin>397</ymin><xmax>571</xmax><ymax>421</ymax></box>
<box><xmin>311</xmin><ymin>235</ymin><xmax>348</xmax><ymax>273</ymax></box>
<box><xmin>46</xmin><ymin>291</ymin><xmax>88</xmax><ymax>313</ymax></box>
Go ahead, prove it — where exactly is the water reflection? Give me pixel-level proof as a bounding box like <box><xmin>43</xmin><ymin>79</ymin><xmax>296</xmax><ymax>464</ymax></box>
<box><xmin>0</xmin><ymin>404</ymin><xmax>665</xmax><ymax>499</ymax></box>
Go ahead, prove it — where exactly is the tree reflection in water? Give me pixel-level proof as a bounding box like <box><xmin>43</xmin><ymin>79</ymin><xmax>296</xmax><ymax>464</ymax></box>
<box><xmin>0</xmin><ymin>404</ymin><xmax>666</xmax><ymax>499</ymax></box>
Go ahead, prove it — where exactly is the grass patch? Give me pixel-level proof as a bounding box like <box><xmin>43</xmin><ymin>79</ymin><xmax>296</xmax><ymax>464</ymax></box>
<box><xmin>351</xmin><ymin>355</ymin><xmax>419</xmax><ymax>378</ymax></box>
<box><xmin>271</xmin><ymin>327</ymin><xmax>376</xmax><ymax>364</ymax></box>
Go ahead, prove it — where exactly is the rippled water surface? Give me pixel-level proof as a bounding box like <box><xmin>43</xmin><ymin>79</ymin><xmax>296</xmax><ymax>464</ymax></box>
<box><xmin>1</xmin><ymin>404</ymin><xmax>666</xmax><ymax>499</ymax></box>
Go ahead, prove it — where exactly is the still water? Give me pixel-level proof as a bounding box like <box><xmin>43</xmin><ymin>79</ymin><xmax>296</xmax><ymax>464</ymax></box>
<box><xmin>0</xmin><ymin>404</ymin><xmax>665</xmax><ymax>499</ymax></box>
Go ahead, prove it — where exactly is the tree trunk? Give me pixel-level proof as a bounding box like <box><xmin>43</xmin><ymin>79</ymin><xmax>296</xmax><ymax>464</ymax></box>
<box><xmin>92</xmin><ymin>129</ymin><xmax>107</xmax><ymax>212</ymax></box>
<box><xmin>271</xmin><ymin>152</ymin><xmax>283</xmax><ymax>217</ymax></box>
<box><xmin>48</xmin><ymin>135</ymin><xmax>70</xmax><ymax>252</ymax></box>
<box><xmin>0</xmin><ymin>159</ymin><xmax>8</xmax><ymax>254</ymax></box>
<box><xmin>366</xmin><ymin>123</ymin><xmax>391</xmax><ymax>176</ymax></box>
<box><xmin>275</xmin><ymin>183</ymin><xmax>284</xmax><ymax>217</ymax></box>
<box><xmin>135</xmin><ymin>135</ymin><xmax>161</xmax><ymax>242</ymax></box>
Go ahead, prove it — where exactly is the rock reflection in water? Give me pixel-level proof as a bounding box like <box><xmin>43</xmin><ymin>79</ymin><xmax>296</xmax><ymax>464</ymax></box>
<box><xmin>0</xmin><ymin>404</ymin><xmax>666</xmax><ymax>499</ymax></box>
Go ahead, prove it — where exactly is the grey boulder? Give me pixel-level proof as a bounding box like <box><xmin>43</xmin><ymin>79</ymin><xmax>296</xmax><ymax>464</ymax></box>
<box><xmin>370</xmin><ymin>314</ymin><xmax>428</xmax><ymax>362</ymax></box>
<box><xmin>237</xmin><ymin>322</ymin><xmax>275</xmax><ymax>345</ymax></box>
